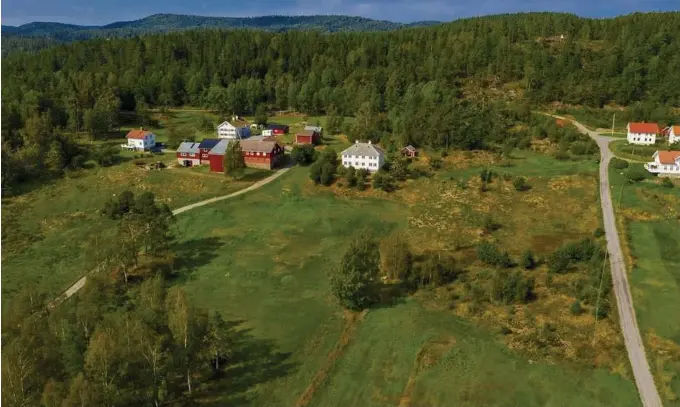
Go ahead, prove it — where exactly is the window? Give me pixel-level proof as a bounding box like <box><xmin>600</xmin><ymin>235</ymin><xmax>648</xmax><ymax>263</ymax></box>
<box><xmin>180</xmin><ymin>153</ymin><xmax>186</xmax><ymax>157</ymax></box>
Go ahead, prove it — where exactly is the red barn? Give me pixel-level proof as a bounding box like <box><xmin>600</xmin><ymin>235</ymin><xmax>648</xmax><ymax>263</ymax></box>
<box><xmin>295</xmin><ymin>130</ymin><xmax>320</xmax><ymax>145</ymax></box>
<box><xmin>267</xmin><ymin>124</ymin><xmax>289</xmax><ymax>135</ymax></box>
<box><xmin>198</xmin><ymin>139</ymin><xmax>221</xmax><ymax>164</ymax></box>
<box><xmin>208</xmin><ymin>139</ymin><xmax>285</xmax><ymax>172</ymax></box>
<box><xmin>176</xmin><ymin>142</ymin><xmax>201</xmax><ymax>166</ymax></box>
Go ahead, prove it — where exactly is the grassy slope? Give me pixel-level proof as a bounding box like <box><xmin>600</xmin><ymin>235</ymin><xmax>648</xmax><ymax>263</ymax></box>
<box><xmin>609</xmin><ymin>162</ymin><xmax>680</xmax><ymax>405</ymax></box>
<box><xmin>171</xmin><ymin>164</ymin><xmax>639</xmax><ymax>406</ymax></box>
<box><xmin>1</xmin><ymin>152</ymin><xmax>270</xmax><ymax>302</ymax></box>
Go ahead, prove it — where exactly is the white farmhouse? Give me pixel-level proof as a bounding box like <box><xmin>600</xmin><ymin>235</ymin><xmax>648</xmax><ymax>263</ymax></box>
<box><xmin>645</xmin><ymin>150</ymin><xmax>680</xmax><ymax>176</ymax></box>
<box><xmin>341</xmin><ymin>140</ymin><xmax>385</xmax><ymax>172</ymax></box>
<box><xmin>217</xmin><ymin>117</ymin><xmax>251</xmax><ymax>140</ymax></box>
<box><xmin>123</xmin><ymin>128</ymin><xmax>156</xmax><ymax>151</ymax></box>
<box><xmin>627</xmin><ymin>122</ymin><xmax>659</xmax><ymax>145</ymax></box>
<box><xmin>669</xmin><ymin>126</ymin><xmax>680</xmax><ymax>145</ymax></box>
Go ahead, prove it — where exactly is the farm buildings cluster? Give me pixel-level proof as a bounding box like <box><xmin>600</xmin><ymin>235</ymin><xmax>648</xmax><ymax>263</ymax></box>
<box><xmin>626</xmin><ymin>122</ymin><xmax>680</xmax><ymax>176</ymax></box>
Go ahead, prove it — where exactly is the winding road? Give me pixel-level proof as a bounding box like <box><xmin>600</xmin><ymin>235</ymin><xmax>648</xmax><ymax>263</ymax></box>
<box><xmin>554</xmin><ymin>115</ymin><xmax>663</xmax><ymax>407</ymax></box>
<box><xmin>48</xmin><ymin>166</ymin><xmax>291</xmax><ymax>308</ymax></box>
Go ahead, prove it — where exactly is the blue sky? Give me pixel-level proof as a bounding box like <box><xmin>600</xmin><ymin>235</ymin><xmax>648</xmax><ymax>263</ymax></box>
<box><xmin>2</xmin><ymin>0</ymin><xmax>678</xmax><ymax>26</ymax></box>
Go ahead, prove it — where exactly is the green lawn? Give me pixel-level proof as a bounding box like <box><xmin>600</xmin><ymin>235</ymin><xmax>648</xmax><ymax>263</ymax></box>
<box><xmin>609</xmin><ymin>162</ymin><xmax>680</xmax><ymax>405</ymax></box>
<box><xmin>1</xmin><ymin>157</ymin><xmax>270</xmax><ymax>303</ymax></box>
<box><xmin>168</xmin><ymin>166</ymin><xmax>639</xmax><ymax>406</ymax></box>
<box><xmin>610</xmin><ymin>140</ymin><xmax>660</xmax><ymax>162</ymax></box>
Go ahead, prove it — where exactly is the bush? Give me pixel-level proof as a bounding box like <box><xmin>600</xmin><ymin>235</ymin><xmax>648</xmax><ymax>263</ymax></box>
<box><xmin>662</xmin><ymin>177</ymin><xmax>674</xmax><ymax>188</ymax></box>
<box><xmin>570</xmin><ymin>141</ymin><xmax>588</xmax><ymax>156</ymax></box>
<box><xmin>520</xmin><ymin>250</ymin><xmax>536</xmax><ymax>270</ymax></box>
<box><xmin>291</xmin><ymin>144</ymin><xmax>316</xmax><ymax>166</ymax></box>
<box><xmin>512</xmin><ymin>176</ymin><xmax>531</xmax><ymax>191</ymax></box>
<box><xmin>345</xmin><ymin>166</ymin><xmax>357</xmax><ymax>187</ymax></box>
<box><xmin>625</xmin><ymin>167</ymin><xmax>647</xmax><ymax>182</ymax></box>
<box><xmin>480</xmin><ymin>168</ymin><xmax>495</xmax><ymax>183</ymax></box>
<box><xmin>594</xmin><ymin>227</ymin><xmax>605</xmax><ymax>238</ymax></box>
<box><xmin>429</xmin><ymin>157</ymin><xmax>443</xmax><ymax>170</ymax></box>
<box><xmin>554</xmin><ymin>150</ymin><xmax>570</xmax><ymax>160</ymax></box>
<box><xmin>477</xmin><ymin>242</ymin><xmax>513</xmax><ymax>268</ymax></box>
<box><xmin>490</xmin><ymin>270</ymin><xmax>535</xmax><ymax>304</ymax></box>
<box><xmin>570</xmin><ymin>300</ymin><xmax>583</xmax><ymax>315</ymax></box>
<box><xmin>372</xmin><ymin>172</ymin><xmax>396</xmax><ymax>192</ymax></box>
<box><xmin>611</xmin><ymin>157</ymin><xmax>629</xmax><ymax>169</ymax></box>
<box><xmin>320</xmin><ymin>163</ymin><xmax>335</xmax><ymax>186</ymax></box>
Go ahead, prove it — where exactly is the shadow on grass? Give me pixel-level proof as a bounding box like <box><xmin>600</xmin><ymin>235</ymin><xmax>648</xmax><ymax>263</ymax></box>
<box><xmin>171</xmin><ymin>237</ymin><xmax>225</xmax><ymax>282</ymax></box>
<box><xmin>195</xmin><ymin>320</ymin><xmax>298</xmax><ymax>407</ymax></box>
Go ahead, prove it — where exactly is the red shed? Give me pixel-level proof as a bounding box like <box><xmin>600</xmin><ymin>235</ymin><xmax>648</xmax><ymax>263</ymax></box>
<box><xmin>295</xmin><ymin>130</ymin><xmax>320</xmax><ymax>145</ymax></box>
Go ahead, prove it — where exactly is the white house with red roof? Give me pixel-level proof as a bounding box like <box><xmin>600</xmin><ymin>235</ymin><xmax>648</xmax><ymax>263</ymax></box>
<box><xmin>645</xmin><ymin>151</ymin><xmax>680</xmax><ymax>176</ymax></box>
<box><xmin>123</xmin><ymin>128</ymin><xmax>156</xmax><ymax>151</ymax></box>
<box><xmin>669</xmin><ymin>126</ymin><xmax>680</xmax><ymax>145</ymax></box>
<box><xmin>627</xmin><ymin>122</ymin><xmax>659</xmax><ymax>145</ymax></box>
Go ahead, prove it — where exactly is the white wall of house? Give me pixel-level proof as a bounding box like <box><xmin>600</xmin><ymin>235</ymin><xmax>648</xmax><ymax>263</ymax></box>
<box><xmin>645</xmin><ymin>154</ymin><xmax>680</xmax><ymax>175</ymax></box>
<box><xmin>217</xmin><ymin>122</ymin><xmax>251</xmax><ymax>139</ymax></box>
<box><xmin>670</xmin><ymin>128</ymin><xmax>679</xmax><ymax>145</ymax></box>
<box><xmin>627</xmin><ymin>131</ymin><xmax>656</xmax><ymax>145</ymax></box>
<box><xmin>126</xmin><ymin>133</ymin><xmax>156</xmax><ymax>150</ymax></box>
<box><xmin>176</xmin><ymin>157</ymin><xmax>201</xmax><ymax>167</ymax></box>
<box><xmin>341</xmin><ymin>152</ymin><xmax>385</xmax><ymax>172</ymax></box>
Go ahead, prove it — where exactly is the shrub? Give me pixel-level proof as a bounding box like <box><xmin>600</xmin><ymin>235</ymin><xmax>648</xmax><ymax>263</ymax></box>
<box><xmin>291</xmin><ymin>144</ymin><xmax>316</xmax><ymax>166</ymax></box>
<box><xmin>625</xmin><ymin>167</ymin><xmax>647</xmax><ymax>182</ymax></box>
<box><xmin>429</xmin><ymin>157</ymin><xmax>443</xmax><ymax>170</ymax></box>
<box><xmin>490</xmin><ymin>270</ymin><xmax>535</xmax><ymax>304</ymax></box>
<box><xmin>372</xmin><ymin>172</ymin><xmax>396</xmax><ymax>192</ymax></box>
<box><xmin>611</xmin><ymin>157</ymin><xmax>629</xmax><ymax>169</ymax></box>
<box><xmin>512</xmin><ymin>176</ymin><xmax>531</xmax><ymax>191</ymax></box>
<box><xmin>345</xmin><ymin>166</ymin><xmax>357</xmax><ymax>187</ymax></box>
<box><xmin>662</xmin><ymin>177</ymin><xmax>674</xmax><ymax>188</ymax></box>
<box><xmin>593</xmin><ymin>227</ymin><xmax>605</xmax><ymax>237</ymax></box>
<box><xmin>570</xmin><ymin>300</ymin><xmax>583</xmax><ymax>315</ymax></box>
<box><xmin>554</xmin><ymin>150</ymin><xmax>570</xmax><ymax>160</ymax></box>
<box><xmin>320</xmin><ymin>163</ymin><xmax>335</xmax><ymax>186</ymax></box>
<box><xmin>520</xmin><ymin>250</ymin><xmax>536</xmax><ymax>270</ymax></box>
<box><xmin>480</xmin><ymin>168</ymin><xmax>495</xmax><ymax>183</ymax></box>
<box><xmin>570</xmin><ymin>141</ymin><xmax>588</xmax><ymax>156</ymax></box>
<box><xmin>477</xmin><ymin>242</ymin><xmax>513</xmax><ymax>268</ymax></box>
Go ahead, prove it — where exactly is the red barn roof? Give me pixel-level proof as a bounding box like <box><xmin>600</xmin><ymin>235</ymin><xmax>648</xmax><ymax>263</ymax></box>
<box><xmin>126</xmin><ymin>129</ymin><xmax>153</xmax><ymax>139</ymax></box>
<box><xmin>657</xmin><ymin>151</ymin><xmax>680</xmax><ymax>165</ymax></box>
<box><xmin>628</xmin><ymin>122</ymin><xmax>660</xmax><ymax>134</ymax></box>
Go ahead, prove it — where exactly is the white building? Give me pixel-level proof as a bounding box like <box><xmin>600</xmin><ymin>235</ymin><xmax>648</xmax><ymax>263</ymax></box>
<box><xmin>669</xmin><ymin>126</ymin><xmax>680</xmax><ymax>145</ymax></box>
<box><xmin>645</xmin><ymin>151</ymin><xmax>680</xmax><ymax>176</ymax></box>
<box><xmin>341</xmin><ymin>140</ymin><xmax>385</xmax><ymax>172</ymax></box>
<box><xmin>123</xmin><ymin>128</ymin><xmax>156</xmax><ymax>151</ymax></box>
<box><xmin>217</xmin><ymin>117</ymin><xmax>251</xmax><ymax>140</ymax></box>
<box><xmin>627</xmin><ymin>122</ymin><xmax>659</xmax><ymax>145</ymax></box>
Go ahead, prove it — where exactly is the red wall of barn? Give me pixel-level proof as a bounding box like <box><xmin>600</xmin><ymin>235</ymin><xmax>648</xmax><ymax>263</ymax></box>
<box><xmin>296</xmin><ymin>135</ymin><xmax>313</xmax><ymax>144</ymax></box>
<box><xmin>209</xmin><ymin>154</ymin><xmax>224</xmax><ymax>172</ymax></box>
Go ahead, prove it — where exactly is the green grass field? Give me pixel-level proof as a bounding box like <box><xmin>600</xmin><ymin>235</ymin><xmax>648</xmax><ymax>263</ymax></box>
<box><xmin>610</xmin><ymin>140</ymin><xmax>660</xmax><ymax>162</ymax></box>
<box><xmin>161</xmin><ymin>165</ymin><xmax>640</xmax><ymax>406</ymax></box>
<box><xmin>609</xmin><ymin>162</ymin><xmax>680</xmax><ymax>405</ymax></box>
<box><xmin>1</xmin><ymin>156</ymin><xmax>270</xmax><ymax>303</ymax></box>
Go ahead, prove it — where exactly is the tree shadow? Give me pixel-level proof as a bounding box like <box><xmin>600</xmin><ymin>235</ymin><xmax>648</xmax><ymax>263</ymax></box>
<box><xmin>196</xmin><ymin>320</ymin><xmax>298</xmax><ymax>406</ymax></box>
<box><xmin>170</xmin><ymin>237</ymin><xmax>225</xmax><ymax>282</ymax></box>
<box><xmin>371</xmin><ymin>281</ymin><xmax>410</xmax><ymax>309</ymax></box>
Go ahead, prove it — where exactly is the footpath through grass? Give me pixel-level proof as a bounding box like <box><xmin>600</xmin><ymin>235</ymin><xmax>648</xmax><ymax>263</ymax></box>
<box><xmin>609</xmin><ymin>162</ymin><xmax>680</xmax><ymax>405</ymax></box>
<box><xmin>170</xmin><ymin>166</ymin><xmax>639</xmax><ymax>407</ymax></box>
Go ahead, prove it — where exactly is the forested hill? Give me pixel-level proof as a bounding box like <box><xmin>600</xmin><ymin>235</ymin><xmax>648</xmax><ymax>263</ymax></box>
<box><xmin>1</xmin><ymin>13</ymin><xmax>441</xmax><ymax>53</ymax></box>
<box><xmin>3</xmin><ymin>12</ymin><xmax>680</xmax><ymax>190</ymax></box>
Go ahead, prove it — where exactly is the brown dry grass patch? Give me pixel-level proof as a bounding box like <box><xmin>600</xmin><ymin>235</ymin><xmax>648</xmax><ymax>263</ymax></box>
<box><xmin>647</xmin><ymin>333</ymin><xmax>680</xmax><ymax>403</ymax></box>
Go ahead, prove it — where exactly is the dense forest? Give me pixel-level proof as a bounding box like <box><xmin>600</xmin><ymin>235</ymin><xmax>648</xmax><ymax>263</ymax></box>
<box><xmin>2</xmin><ymin>12</ymin><xmax>680</xmax><ymax>191</ymax></box>
<box><xmin>1</xmin><ymin>13</ymin><xmax>440</xmax><ymax>54</ymax></box>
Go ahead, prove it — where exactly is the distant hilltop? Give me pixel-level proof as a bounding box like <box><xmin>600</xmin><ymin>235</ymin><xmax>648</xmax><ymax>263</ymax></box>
<box><xmin>1</xmin><ymin>13</ymin><xmax>442</xmax><ymax>42</ymax></box>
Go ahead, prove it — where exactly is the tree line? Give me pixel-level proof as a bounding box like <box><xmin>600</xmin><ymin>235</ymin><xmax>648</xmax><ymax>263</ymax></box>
<box><xmin>3</xmin><ymin>12</ymin><xmax>680</xmax><ymax>192</ymax></box>
<box><xmin>2</xmin><ymin>190</ymin><xmax>290</xmax><ymax>406</ymax></box>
